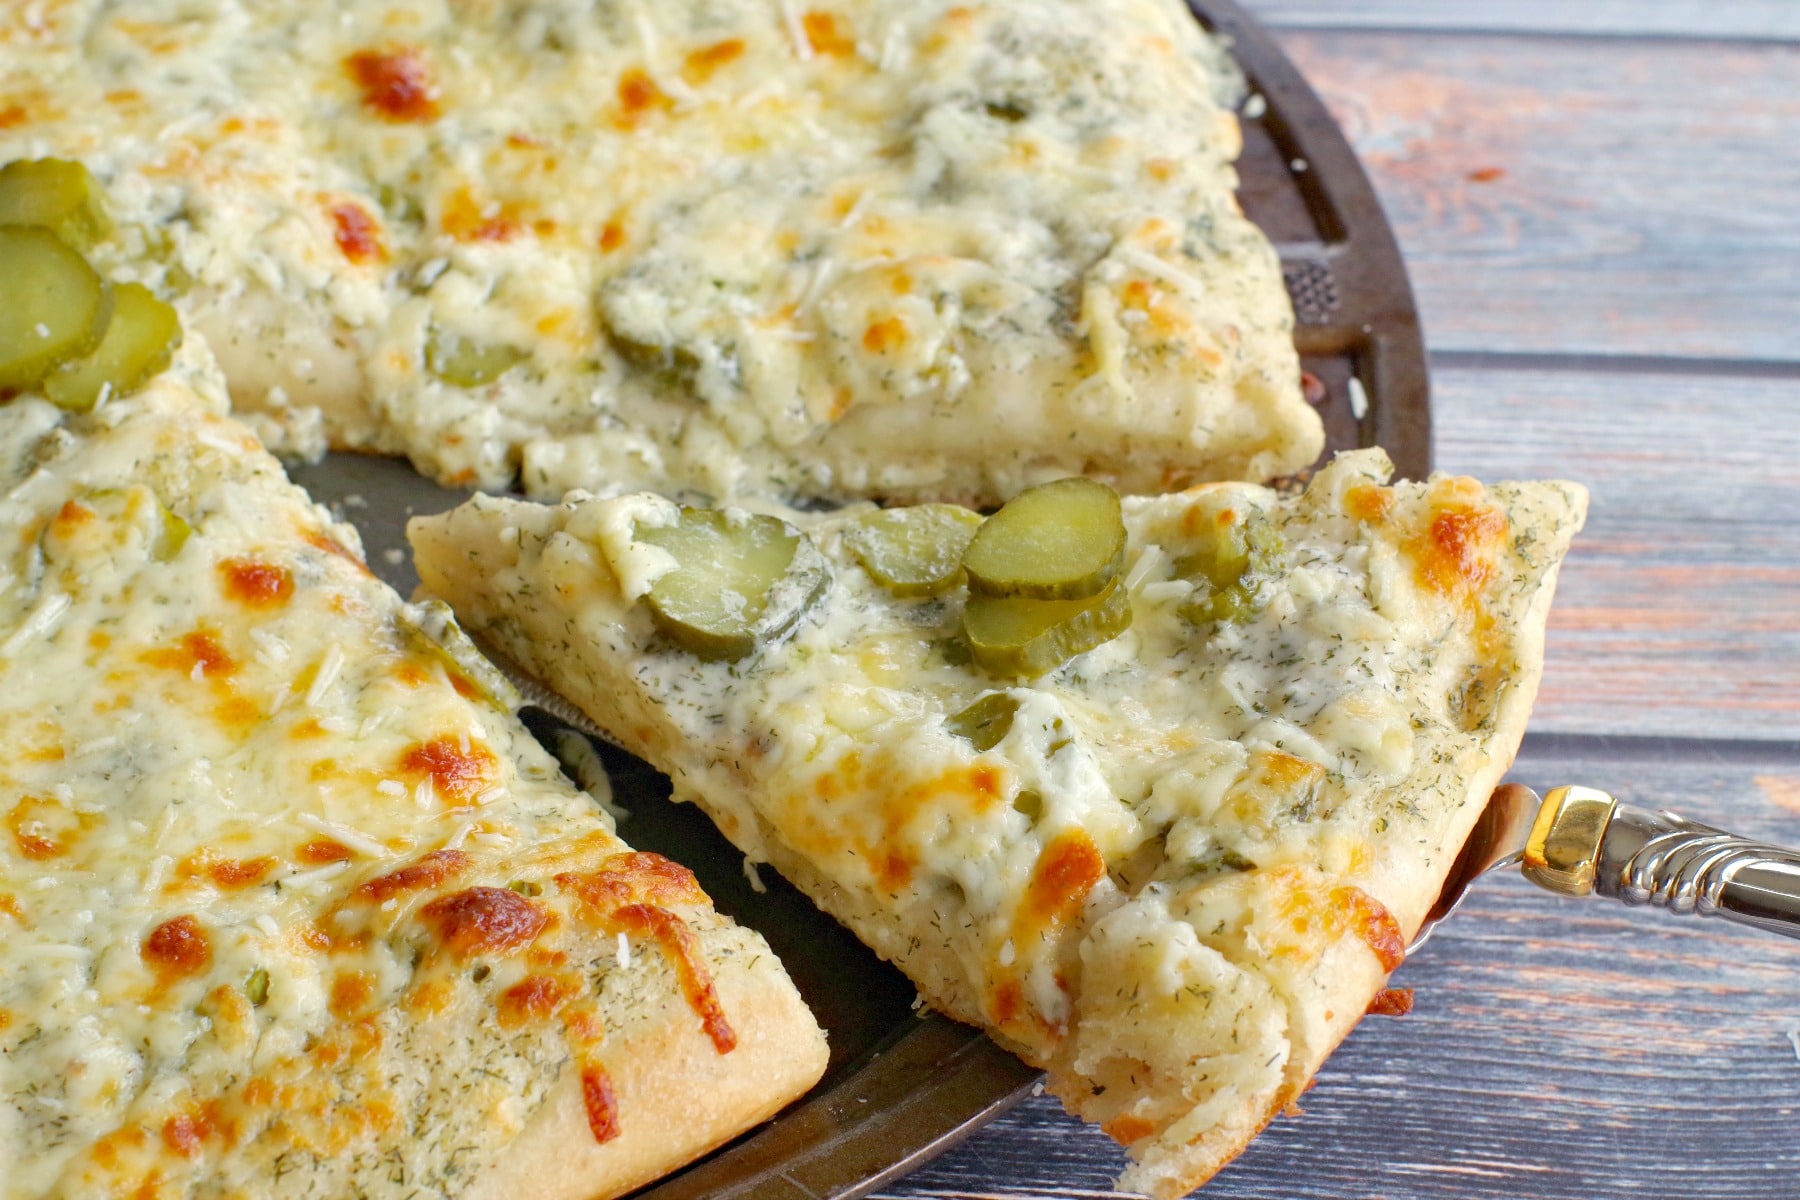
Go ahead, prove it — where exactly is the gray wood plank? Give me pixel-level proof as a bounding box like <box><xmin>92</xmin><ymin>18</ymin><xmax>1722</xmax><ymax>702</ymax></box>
<box><xmin>1240</xmin><ymin>0</ymin><xmax>1800</xmax><ymax>41</ymax></box>
<box><xmin>1432</xmin><ymin>362</ymin><xmax>1800</xmax><ymax>743</ymax></box>
<box><xmin>878</xmin><ymin>747</ymin><xmax>1800</xmax><ymax>1199</ymax></box>
<box><xmin>1263</xmin><ymin>32</ymin><xmax>1800</xmax><ymax>361</ymax></box>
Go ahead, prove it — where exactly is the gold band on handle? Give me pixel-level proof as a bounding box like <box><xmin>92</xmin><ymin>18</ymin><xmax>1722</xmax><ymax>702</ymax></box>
<box><xmin>1522</xmin><ymin>785</ymin><xmax>1618</xmax><ymax>897</ymax></box>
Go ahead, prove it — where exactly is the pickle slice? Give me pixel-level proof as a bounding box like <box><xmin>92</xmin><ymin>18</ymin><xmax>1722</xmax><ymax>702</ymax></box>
<box><xmin>1174</xmin><ymin>523</ymin><xmax>1251</xmax><ymax>592</ymax></box>
<box><xmin>1176</xmin><ymin>518</ymin><xmax>1283</xmax><ymax>627</ymax></box>
<box><xmin>944</xmin><ymin>692</ymin><xmax>1019</xmax><ymax>751</ymax></box>
<box><xmin>426</xmin><ymin>326</ymin><xmax>525</xmax><ymax>387</ymax></box>
<box><xmin>963</xmin><ymin>576</ymin><xmax>1131</xmax><ymax>679</ymax></box>
<box><xmin>0</xmin><ymin>159</ymin><xmax>112</xmax><ymax>250</ymax></box>
<box><xmin>396</xmin><ymin>599</ymin><xmax>522</xmax><ymax>711</ymax></box>
<box><xmin>152</xmin><ymin>505</ymin><xmax>193</xmax><ymax>563</ymax></box>
<box><xmin>43</xmin><ymin>283</ymin><xmax>181</xmax><ymax>411</ymax></box>
<box><xmin>60</xmin><ymin>488</ymin><xmax>192</xmax><ymax>562</ymax></box>
<box><xmin>639</xmin><ymin>509</ymin><xmax>828</xmax><ymax>661</ymax></box>
<box><xmin>0</xmin><ymin>225</ymin><xmax>109</xmax><ymax>392</ymax></box>
<box><xmin>963</xmin><ymin>477</ymin><xmax>1125</xmax><ymax>600</ymax></box>
<box><xmin>845</xmin><ymin>503</ymin><xmax>983</xmax><ymax>597</ymax></box>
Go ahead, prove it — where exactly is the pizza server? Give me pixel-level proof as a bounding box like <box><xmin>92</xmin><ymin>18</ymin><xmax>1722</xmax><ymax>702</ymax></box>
<box><xmin>1411</xmin><ymin>782</ymin><xmax>1800</xmax><ymax>952</ymax></box>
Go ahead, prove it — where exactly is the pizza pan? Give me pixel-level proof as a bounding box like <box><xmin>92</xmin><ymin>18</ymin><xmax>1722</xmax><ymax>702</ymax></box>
<box><xmin>290</xmin><ymin>0</ymin><xmax>1429</xmax><ymax>1193</ymax></box>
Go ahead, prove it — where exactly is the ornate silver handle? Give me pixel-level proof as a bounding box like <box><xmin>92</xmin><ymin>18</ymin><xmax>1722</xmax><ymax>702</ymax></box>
<box><xmin>1523</xmin><ymin>786</ymin><xmax>1800</xmax><ymax>941</ymax></box>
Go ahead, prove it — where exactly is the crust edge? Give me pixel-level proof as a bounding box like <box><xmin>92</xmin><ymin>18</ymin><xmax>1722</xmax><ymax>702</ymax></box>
<box><xmin>1111</xmin><ymin>481</ymin><xmax>1591</xmax><ymax>1200</ymax></box>
<box><xmin>464</xmin><ymin>920</ymin><xmax>828</xmax><ymax>1200</ymax></box>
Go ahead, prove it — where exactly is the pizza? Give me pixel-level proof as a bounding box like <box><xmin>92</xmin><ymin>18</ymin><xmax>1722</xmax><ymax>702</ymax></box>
<box><xmin>1</xmin><ymin>1</ymin><xmax>1578</xmax><ymax>1193</ymax></box>
<box><xmin>409</xmin><ymin>451</ymin><xmax>1588</xmax><ymax>1197</ymax></box>
<box><xmin>0</xmin><ymin>0</ymin><xmax>1317</xmax><ymax>505</ymax></box>
<box><xmin>0</xmin><ymin>338</ymin><xmax>827</xmax><ymax>1191</ymax></box>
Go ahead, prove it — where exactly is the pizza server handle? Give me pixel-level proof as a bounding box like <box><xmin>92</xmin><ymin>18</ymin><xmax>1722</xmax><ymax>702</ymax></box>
<box><xmin>1522</xmin><ymin>785</ymin><xmax>1800</xmax><ymax>939</ymax></box>
<box><xmin>1412</xmin><ymin>784</ymin><xmax>1800</xmax><ymax>954</ymax></box>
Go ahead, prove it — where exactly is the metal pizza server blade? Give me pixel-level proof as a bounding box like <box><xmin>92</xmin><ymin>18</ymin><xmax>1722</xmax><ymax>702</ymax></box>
<box><xmin>462</xmin><ymin>628</ymin><xmax>628</xmax><ymax>750</ymax></box>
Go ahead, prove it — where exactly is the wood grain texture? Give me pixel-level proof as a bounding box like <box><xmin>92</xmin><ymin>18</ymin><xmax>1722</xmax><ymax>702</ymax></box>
<box><xmin>1241</xmin><ymin>0</ymin><xmax>1800</xmax><ymax>41</ymax></box>
<box><xmin>1432</xmin><ymin>363</ymin><xmax>1800</xmax><ymax>742</ymax></box>
<box><xmin>879</xmin><ymin>747</ymin><xmax>1800</xmax><ymax>1199</ymax></box>
<box><xmin>1263</xmin><ymin>32</ymin><xmax>1800</xmax><ymax>361</ymax></box>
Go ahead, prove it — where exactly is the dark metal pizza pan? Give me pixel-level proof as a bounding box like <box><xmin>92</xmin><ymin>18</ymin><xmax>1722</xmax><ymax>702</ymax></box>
<box><xmin>291</xmin><ymin>2</ymin><xmax>1429</xmax><ymax>1193</ymax></box>
<box><xmin>1208</xmin><ymin>0</ymin><xmax>1432</xmax><ymax>482</ymax></box>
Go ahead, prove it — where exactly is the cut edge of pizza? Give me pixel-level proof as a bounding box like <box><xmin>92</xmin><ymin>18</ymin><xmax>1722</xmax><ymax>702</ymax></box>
<box><xmin>409</xmin><ymin>448</ymin><xmax>1586</xmax><ymax>1197</ymax></box>
<box><xmin>0</xmin><ymin>350</ymin><xmax>826</xmax><ymax>1199</ymax></box>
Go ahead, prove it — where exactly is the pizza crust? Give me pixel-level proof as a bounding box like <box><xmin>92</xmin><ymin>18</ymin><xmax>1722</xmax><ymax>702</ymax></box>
<box><xmin>1101</xmin><ymin>473</ymin><xmax>1582</xmax><ymax>1199</ymax></box>
<box><xmin>1108</xmin><ymin>538</ymin><xmax>1569</xmax><ymax>1198</ymax></box>
<box><xmin>467</xmin><ymin>917</ymin><xmax>829</xmax><ymax>1200</ymax></box>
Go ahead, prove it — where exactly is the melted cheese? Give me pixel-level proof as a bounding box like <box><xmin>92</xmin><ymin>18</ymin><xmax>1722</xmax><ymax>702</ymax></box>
<box><xmin>0</xmin><ymin>369</ymin><xmax>815</xmax><ymax>1199</ymax></box>
<box><xmin>0</xmin><ymin>0</ymin><xmax>1315</xmax><ymax>504</ymax></box>
<box><xmin>410</xmin><ymin>448</ymin><xmax>1588</xmax><ymax>1197</ymax></box>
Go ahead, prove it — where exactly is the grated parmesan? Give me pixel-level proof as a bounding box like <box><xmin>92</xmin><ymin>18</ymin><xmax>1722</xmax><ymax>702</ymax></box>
<box><xmin>305</xmin><ymin>645</ymin><xmax>346</xmax><ymax>707</ymax></box>
<box><xmin>1118</xmin><ymin>246</ymin><xmax>1211</xmax><ymax>303</ymax></box>
<box><xmin>1</xmin><ymin>592</ymin><xmax>71</xmax><ymax>657</ymax></box>
<box><xmin>778</xmin><ymin>0</ymin><xmax>812</xmax><ymax>60</ymax></box>
<box><xmin>297</xmin><ymin>813</ymin><xmax>391</xmax><ymax>859</ymax></box>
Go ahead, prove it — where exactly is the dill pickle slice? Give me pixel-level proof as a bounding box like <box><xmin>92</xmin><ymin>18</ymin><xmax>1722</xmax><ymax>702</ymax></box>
<box><xmin>43</xmin><ymin>283</ymin><xmax>181</xmax><ymax>411</ymax></box>
<box><xmin>963</xmin><ymin>576</ymin><xmax>1131</xmax><ymax>679</ymax></box>
<box><xmin>1176</xmin><ymin>518</ymin><xmax>1284</xmax><ymax>627</ymax></box>
<box><xmin>963</xmin><ymin>477</ymin><xmax>1125</xmax><ymax>601</ymax></box>
<box><xmin>944</xmin><ymin>692</ymin><xmax>1019</xmax><ymax>751</ymax></box>
<box><xmin>1173</xmin><ymin>523</ymin><xmax>1251</xmax><ymax>592</ymax></box>
<box><xmin>0</xmin><ymin>225</ymin><xmax>108</xmax><ymax>392</ymax></box>
<box><xmin>639</xmin><ymin>509</ymin><xmax>828</xmax><ymax>661</ymax></box>
<box><xmin>0</xmin><ymin>159</ymin><xmax>112</xmax><ymax>249</ymax></box>
<box><xmin>65</xmin><ymin>488</ymin><xmax>192</xmax><ymax>562</ymax></box>
<box><xmin>845</xmin><ymin>503</ymin><xmax>983</xmax><ymax>597</ymax></box>
<box><xmin>153</xmin><ymin>505</ymin><xmax>193</xmax><ymax>562</ymax></box>
<box><xmin>396</xmin><ymin>599</ymin><xmax>522</xmax><ymax>711</ymax></box>
<box><xmin>426</xmin><ymin>326</ymin><xmax>525</xmax><ymax>387</ymax></box>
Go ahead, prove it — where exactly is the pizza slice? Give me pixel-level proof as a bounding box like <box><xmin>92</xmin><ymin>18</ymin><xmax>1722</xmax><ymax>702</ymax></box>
<box><xmin>0</xmin><ymin>345</ymin><xmax>826</xmax><ymax>1195</ymax></box>
<box><xmin>410</xmin><ymin>451</ymin><xmax>1586</xmax><ymax>1197</ymax></box>
<box><xmin>1</xmin><ymin>0</ymin><xmax>1316</xmax><ymax>504</ymax></box>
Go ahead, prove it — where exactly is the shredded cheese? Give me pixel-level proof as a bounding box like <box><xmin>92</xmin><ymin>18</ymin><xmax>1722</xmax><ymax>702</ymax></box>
<box><xmin>298</xmin><ymin>813</ymin><xmax>392</xmax><ymax>859</ymax></box>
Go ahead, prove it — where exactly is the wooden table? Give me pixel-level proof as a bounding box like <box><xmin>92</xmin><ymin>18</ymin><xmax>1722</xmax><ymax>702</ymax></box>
<box><xmin>880</xmin><ymin>4</ymin><xmax>1800</xmax><ymax>1197</ymax></box>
